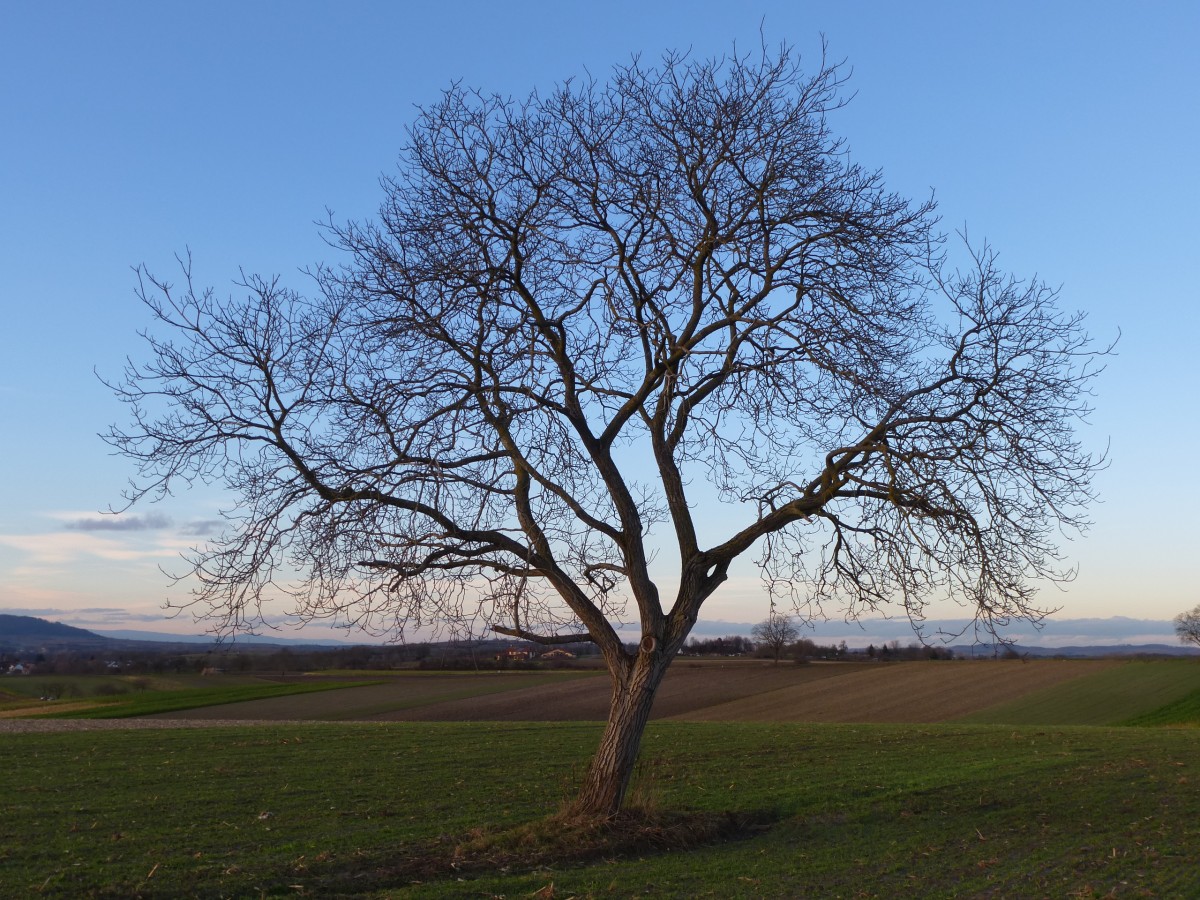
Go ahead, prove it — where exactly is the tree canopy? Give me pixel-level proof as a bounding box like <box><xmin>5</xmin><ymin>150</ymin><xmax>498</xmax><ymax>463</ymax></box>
<box><xmin>1175</xmin><ymin>606</ymin><xmax>1200</xmax><ymax>649</ymax></box>
<box><xmin>109</xmin><ymin>43</ymin><xmax>1105</xmax><ymax>814</ymax></box>
<box><xmin>753</xmin><ymin>613</ymin><xmax>801</xmax><ymax>662</ymax></box>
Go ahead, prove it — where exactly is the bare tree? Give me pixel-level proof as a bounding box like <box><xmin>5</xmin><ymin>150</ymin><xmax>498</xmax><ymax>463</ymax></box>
<box><xmin>1174</xmin><ymin>606</ymin><xmax>1200</xmax><ymax>649</ymax></box>
<box><xmin>107</xmin><ymin>43</ymin><xmax>1105</xmax><ymax>816</ymax></box>
<box><xmin>752</xmin><ymin>613</ymin><xmax>800</xmax><ymax>663</ymax></box>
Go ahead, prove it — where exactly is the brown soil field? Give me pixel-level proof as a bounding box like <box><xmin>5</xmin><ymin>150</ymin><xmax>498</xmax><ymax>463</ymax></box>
<box><xmin>665</xmin><ymin>658</ymin><xmax>1121</xmax><ymax>723</ymax></box>
<box><xmin>149</xmin><ymin>658</ymin><xmax>1122</xmax><ymax>724</ymax></box>
<box><xmin>373</xmin><ymin>660</ymin><xmax>872</xmax><ymax>722</ymax></box>
<box><xmin>149</xmin><ymin>671</ymin><xmax>596</xmax><ymax>721</ymax></box>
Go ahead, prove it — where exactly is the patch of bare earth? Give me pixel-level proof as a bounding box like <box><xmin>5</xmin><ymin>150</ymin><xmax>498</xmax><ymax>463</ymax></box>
<box><xmin>665</xmin><ymin>659</ymin><xmax>1123</xmax><ymax>723</ymax></box>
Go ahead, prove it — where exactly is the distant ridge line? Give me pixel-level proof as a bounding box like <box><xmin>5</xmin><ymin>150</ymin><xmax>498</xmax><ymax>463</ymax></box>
<box><xmin>954</xmin><ymin>643</ymin><xmax>1200</xmax><ymax>658</ymax></box>
<box><xmin>4</xmin><ymin>614</ymin><xmax>1198</xmax><ymax>657</ymax></box>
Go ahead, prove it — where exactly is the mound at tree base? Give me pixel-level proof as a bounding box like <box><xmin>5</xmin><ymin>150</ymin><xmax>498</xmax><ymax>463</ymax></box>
<box><xmin>346</xmin><ymin>807</ymin><xmax>772</xmax><ymax>887</ymax></box>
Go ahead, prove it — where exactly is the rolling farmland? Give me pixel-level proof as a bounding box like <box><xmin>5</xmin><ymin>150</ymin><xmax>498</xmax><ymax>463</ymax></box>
<box><xmin>130</xmin><ymin>658</ymin><xmax>1200</xmax><ymax>727</ymax></box>
<box><xmin>5</xmin><ymin>658</ymin><xmax>1200</xmax><ymax>896</ymax></box>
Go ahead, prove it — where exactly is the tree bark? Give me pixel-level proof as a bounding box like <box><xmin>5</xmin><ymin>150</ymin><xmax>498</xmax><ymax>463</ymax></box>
<box><xmin>573</xmin><ymin>649</ymin><xmax>671</xmax><ymax>817</ymax></box>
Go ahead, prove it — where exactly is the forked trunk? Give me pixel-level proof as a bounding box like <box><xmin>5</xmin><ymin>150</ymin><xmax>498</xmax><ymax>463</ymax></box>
<box><xmin>573</xmin><ymin>651</ymin><xmax>671</xmax><ymax>817</ymax></box>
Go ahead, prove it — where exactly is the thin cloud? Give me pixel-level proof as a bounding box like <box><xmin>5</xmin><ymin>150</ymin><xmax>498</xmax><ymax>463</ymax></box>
<box><xmin>64</xmin><ymin>513</ymin><xmax>173</xmax><ymax>532</ymax></box>
<box><xmin>0</xmin><ymin>606</ymin><xmax>70</xmax><ymax>617</ymax></box>
<box><xmin>0</xmin><ymin>605</ymin><xmax>176</xmax><ymax>629</ymax></box>
<box><xmin>178</xmin><ymin>519</ymin><xmax>225</xmax><ymax>537</ymax></box>
<box><xmin>77</xmin><ymin>606</ymin><xmax>143</xmax><ymax>616</ymax></box>
<box><xmin>0</xmin><ymin>532</ymin><xmax>181</xmax><ymax>564</ymax></box>
<box><xmin>70</xmin><ymin>608</ymin><xmax>172</xmax><ymax>625</ymax></box>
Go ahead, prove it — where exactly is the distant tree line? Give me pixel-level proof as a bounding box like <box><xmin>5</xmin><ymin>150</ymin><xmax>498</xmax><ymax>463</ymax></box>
<box><xmin>680</xmin><ymin>635</ymin><xmax>756</xmax><ymax>656</ymax></box>
<box><xmin>4</xmin><ymin>625</ymin><xmax>972</xmax><ymax>676</ymax></box>
<box><xmin>1</xmin><ymin>639</ymin><xmax>603</xmax><ymax>677</ymax></box>
<box><xmin>865</xmin><ymin>641</ymin><xmax>957</xmax><ymax>661</ymax></box>
<box><xmin>679</xmin><ymin>630</ymin><xmax>959</xmax><ymax>662</ymax></box>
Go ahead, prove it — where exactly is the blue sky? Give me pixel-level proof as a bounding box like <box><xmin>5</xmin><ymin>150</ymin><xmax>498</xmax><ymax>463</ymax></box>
<box><xmin>1</xmin><ymin>1</ymin><xmax>1196</xmax><ymax>644</ymax></box>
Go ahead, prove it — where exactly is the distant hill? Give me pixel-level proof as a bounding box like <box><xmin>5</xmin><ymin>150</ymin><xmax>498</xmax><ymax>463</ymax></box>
<box><xmin>91</xmin><ymin>628</ymin><xmax>350</xmax><ymax>646</ymax></box>
<box><xmin>0</xmin><ymin>615</ymin><xmax>349</xmax><ymax>653</ymax></box>
<box><xmin>0</xmin><ymin>614</ymin><xmax>106</xmax><ymax>644</ymax></box>
<box><xmin>1027</xmin><ymin>643</ymin><xmax>1200</xmax><ymax>658</ymax></box>
<box><xmin>954</xmin><ymin>642</ymin><xmax>1200</xmax><ymax>659</ymax></box>
<box><xmin>5</xmin><ymin>613</ymin><xmax>1196</xmax><ymax>658</ymax></box>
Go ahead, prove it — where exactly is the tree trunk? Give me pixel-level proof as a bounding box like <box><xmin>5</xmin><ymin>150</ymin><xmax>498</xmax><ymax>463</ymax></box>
<box><xmin>573</xmin><ymin>650</ymin><xmax>671</xmax><ymax>817</ymax></box>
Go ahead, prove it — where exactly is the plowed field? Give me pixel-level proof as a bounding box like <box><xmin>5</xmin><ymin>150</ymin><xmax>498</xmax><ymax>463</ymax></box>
<box><xmin>149</xmin><ymin>658</ymin><xmax>1125</xmax><ymax>724</ymax></box>
<box><xmin>664</xmin><ymin>658</ymin><xmax>1119</xmax><ymax>723</ymax></box>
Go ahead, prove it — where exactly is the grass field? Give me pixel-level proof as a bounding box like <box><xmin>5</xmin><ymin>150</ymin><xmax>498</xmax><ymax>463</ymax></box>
<box><xmin>0</xmin><ymin>673</ymin><xmax>380</xmax><ymax>719</ymax></box>
<box><xmin>3</xmin><ymin>720</ymin><xmax>1199</xmax><ymax>897</ymax></box>
<box><xmin>5</xmin><ymin>659</ymin><xmax>1200</xmax><ymax>896</ymax></box>
<box><xmin>957</xmin><ymin>660</ymin><xmax>1200</xmax><ymax>726</ymax></box>
<box><xmin>1126</xmin><ymin>688</ymin><xmax>1200</xmax><ymax>727</ymax></box>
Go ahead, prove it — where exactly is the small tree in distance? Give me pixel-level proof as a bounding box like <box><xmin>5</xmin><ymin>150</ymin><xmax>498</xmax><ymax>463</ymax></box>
<box><xmin>1174</xmin><ymin>605</ymin><xmax>1200</xmax><ymax>649</ymax></box>
<box><xmin>107</xmin><ymin>42</ymin><xmax>1106</xmax><ymax>817</ymax></box>
<box><xmin>753</xmin><ymin>613</ymin><xmax>800</xmax><ymax>663</ymax></box>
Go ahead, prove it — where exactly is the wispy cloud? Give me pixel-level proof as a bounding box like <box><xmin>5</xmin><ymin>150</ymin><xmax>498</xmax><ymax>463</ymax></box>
<box><xmin>0</xmin><ymin>606</ymin><xmax>71</xmax><ymax>617</ymax></box>
<box><xmin>74</xmin><ymin>608</ymin><xmax>175</xmax><ymax>625</ymax></box>
<box><xmin>0</xmin><ymin>532</ymin><xmax>179</xmax><ymax>564</ymax></box>
<box><xmin>0</xmin><ymin>605</ymin><xmax>178</xmax><ymax>628</ymax></box>
<box><xmin>178</xmin><ymin>519</ymin><xmax>224</xmax><ymax>537</ymax></box>
<box><xmin>63</xmin><ymin>513</ymin><xmax>173</xmax><ymax>532</ymax></box>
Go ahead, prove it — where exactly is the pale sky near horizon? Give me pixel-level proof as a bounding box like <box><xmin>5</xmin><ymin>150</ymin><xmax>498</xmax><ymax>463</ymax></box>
<box><xmin>1</xmin><ymin>2</ymin><xmax>1196</xmax><ymax>644</ymax></box>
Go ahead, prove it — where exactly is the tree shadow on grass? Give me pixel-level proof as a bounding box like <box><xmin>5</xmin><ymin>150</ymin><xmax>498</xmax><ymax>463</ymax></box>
<box><xmin>305</xmin><ymin>806</ymin><xmax>775</xmax><ymax>894</ymax></box>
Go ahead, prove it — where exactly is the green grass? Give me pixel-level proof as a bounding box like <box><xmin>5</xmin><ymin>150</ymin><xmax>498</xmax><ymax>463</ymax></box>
<box><xmin>1125</xmin><ymin>687</ymin><xmax>1200</xmax><ymax>726</ymax></box>
<box><xmin>956</xmin><ymin>659</ymin><xmax>1200</xmax><ymax>725</ymax></box>
<box><xmin>4</xmin><ymin>721</ymin><xmax>1199</xmax><ymax>897</ymax></box>
<box><xmin>3</xmin><ymin>673</ymin><xmax>287</xmax><ymax>703</ymax></box>
<box><xmin>34</xmin><ymin>678</ymin><xmax>380</xmax><ymax>719</ymax></box>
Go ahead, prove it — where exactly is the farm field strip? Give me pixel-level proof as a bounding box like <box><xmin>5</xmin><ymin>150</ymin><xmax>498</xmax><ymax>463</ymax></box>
<box><xmin>1127</xmin><ymin>686</ymin><xmax>1200</xmax><ymax>726</ymax></box>
<box><xmin>59</xmin><ymin>679</ymin><xmax>381</xmax><ymax>719</ymax></box>
<box><xmin>958</xmin><ymin>660</ymin><xmax>1200</xmax><ymax>725</ymax></box>
<box><xmin>0</xmin><ymin>674</ymin><xmax>382</xmax><ymax>719</ymax></box>
<box><xmin>10</xmin><ymin>660</ymin><xmax>1200</xmax><ymax>727</ymax></box>
<box><xmin>364</xmin><ymin>662</ymin><xmax>871</xmax><ymax>722</ymax></box>
<box><xmin>148</xmin><ymin>670</ymin><xmax>601</xmax><ymax>721</ymax></box>
<box><xmin>339</xmin><ymin>659</ymin><xmax>1136</xmax><ymax>725</ymax></box>
<box><xmin>668</xmin><ymin>659</ymin><xmax>1120</xmax><ymax>723</ymax></box>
